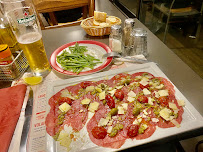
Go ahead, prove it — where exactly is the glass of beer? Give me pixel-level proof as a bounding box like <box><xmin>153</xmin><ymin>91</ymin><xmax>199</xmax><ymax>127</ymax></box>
<box><xmin>3</xmin><ymin>0</ymin><xmax>51</xmax><ymax>77</ymax></box>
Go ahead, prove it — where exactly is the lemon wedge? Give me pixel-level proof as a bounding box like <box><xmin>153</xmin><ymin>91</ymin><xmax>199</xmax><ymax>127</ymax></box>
<box><xmin>23</xmin><ymin>76</ymin><xmax>43</xmax><ymax>85</ymax></box>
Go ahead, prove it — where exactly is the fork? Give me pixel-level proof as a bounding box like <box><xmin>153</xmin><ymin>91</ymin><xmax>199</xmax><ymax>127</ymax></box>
<box><xmin>102</xmin><ymin>52</ymin><xmax>150</xmax><ymax>63</ymax></box>
<box><xmin>102</xmin><ymin>52</ymin><xmax>122</xmax><ymax>58</ymax></box>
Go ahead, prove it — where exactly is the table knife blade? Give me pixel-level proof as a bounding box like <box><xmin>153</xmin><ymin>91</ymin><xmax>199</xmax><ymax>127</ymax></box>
<box><xmin>20</xmin><ymin>88</ymin><xmax>34</xmax><ymax>152</ymax></box>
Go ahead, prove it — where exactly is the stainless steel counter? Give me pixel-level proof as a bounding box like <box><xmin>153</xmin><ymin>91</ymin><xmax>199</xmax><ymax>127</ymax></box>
<box><xmin>41</xmin><ymin>0</ymin><xmax>203</xmax><ymax>151</ymax></box>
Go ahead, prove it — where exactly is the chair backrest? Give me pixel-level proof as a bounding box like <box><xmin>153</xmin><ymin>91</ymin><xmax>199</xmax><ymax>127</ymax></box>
<box><xmin>32</xmin><ymin>0</ymin><xmax>95</xmax><ymax>30</ymax></box>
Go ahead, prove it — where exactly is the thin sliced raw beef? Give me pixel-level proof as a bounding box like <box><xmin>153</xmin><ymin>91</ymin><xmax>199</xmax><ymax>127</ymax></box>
<box><xmin>86</xmin><ymin>105</ymin><xmax>126</xmax><ymax>149</ymax></box>
<box><xmin>45</xmin><ymin>72</ymin><xmax>185</xmax><ymax>150</ymax></box>
<box><xmin>131</xmin><ymin>72</ymin><xmax>155</xmax><ymax>79</ymax></box>
<box><xmin>157</xmin><ymin>105</ymin><xmax>183</xmax><ymax>128</ymax></box>
<box><xmin>136</xmin><ymin>124</ymin><xmax>156</xmax><ymax>140</ymax></box>
<box><xmin>45</xmin><ymin>96</ymin><xmax>61</xmax><ymax>136</ymax></box>
<box><xmin>62</xmin><ymin>93</ymin><xmax>95</xmax><ymax>131</ymax></box>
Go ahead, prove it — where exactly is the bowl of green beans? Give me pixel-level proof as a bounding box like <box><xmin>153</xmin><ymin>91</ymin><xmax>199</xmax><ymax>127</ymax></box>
<box><xmin>50</xmin><ymin>40</ymin><xmax>113</xmax><ymax>76</ymax></box>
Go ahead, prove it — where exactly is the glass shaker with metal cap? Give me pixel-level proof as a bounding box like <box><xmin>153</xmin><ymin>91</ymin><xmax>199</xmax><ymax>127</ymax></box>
<box><xmin>109</xmin><ymin>25</ymin><xmax>122</xmax><ymax>53</ymax></box>
<box><xmin>123</xmin><ymin>18</ymin><xmax>135</xmax><ymax>56</ymax></box>
<box><xmin>131</xmin><ymin>28</ymin><xmax>148</xmax><ymax>57</ymax></box>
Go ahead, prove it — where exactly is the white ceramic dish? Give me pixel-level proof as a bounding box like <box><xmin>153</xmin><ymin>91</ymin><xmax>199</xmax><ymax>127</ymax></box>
<box><xmin>50</xmin><ymin>40</ymin><xmax>113</xmax><ymax>76</ymax></box>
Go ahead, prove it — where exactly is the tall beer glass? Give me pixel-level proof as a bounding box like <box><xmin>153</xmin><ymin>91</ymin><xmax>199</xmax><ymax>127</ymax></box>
<box><xmin>3</xmin><ymin>0</ymin><xmax>51</xmax><ymax>77</ymax></box>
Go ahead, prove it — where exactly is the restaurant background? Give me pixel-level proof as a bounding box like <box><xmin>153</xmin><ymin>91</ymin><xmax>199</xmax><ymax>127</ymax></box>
<box><xmin>39</xmin><ymin>0</ymin><xmax>202</xmax><ymax>78</ymax></box>
<box><xmin>0</xmin><ymin>0</ymin><xmax>202</xmax><ymax>152</ymax></box>
<box><xmin>112</xmin><ymin>0</ymin><xmax>203</xmax><ymax>79</ymax></box>
<box><xmin>31</xmin><ymin>0</ymin><xmax>203</xmax><ymax>151</ymax></box>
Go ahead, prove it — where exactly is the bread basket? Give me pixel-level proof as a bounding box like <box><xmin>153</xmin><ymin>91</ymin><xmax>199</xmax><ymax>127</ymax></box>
<box><xmin>80</xmin><ymin>16</ymin><xmax>122</xmax><ymax>36</ymax></box>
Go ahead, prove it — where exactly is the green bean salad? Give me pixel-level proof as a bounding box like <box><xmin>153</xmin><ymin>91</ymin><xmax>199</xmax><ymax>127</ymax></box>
<box><xmin>56</xmin><ymin>43</ymin><xmax>102</xmax><ymax>74</ymax></box>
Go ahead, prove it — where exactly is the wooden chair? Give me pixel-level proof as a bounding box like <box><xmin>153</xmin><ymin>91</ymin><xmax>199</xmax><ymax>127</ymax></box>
<box><xmin>32</xmin><ymin>0</ymin><xmax>95</xmax><ymax>30</ymax></box>
<box><xmin>151</xmin><ymin>0</ymin><xmax>203</xmax><ymax>42</ymax></box>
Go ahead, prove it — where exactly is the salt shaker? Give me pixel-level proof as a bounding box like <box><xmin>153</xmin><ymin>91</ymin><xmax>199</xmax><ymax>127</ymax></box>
<box><xmin>122</xmin><ymin>18</ymin><xmax>135</xmax><ymax>56</ymax></box>
<box><xmin>131</xmin><ymin>28</ymin><xmax>148</xmax><ymax>57</ymax></box>
<box><xmin>109</xmin><ymin>25</ymin><xmax>122</xmax><ymax>53</ymax></box>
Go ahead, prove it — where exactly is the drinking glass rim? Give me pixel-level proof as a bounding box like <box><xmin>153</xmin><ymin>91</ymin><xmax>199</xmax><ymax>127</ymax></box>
<box><xmin>5</xmin><ymin>6</ymin><xmax>32</xmax><ymax>17</ymax></box>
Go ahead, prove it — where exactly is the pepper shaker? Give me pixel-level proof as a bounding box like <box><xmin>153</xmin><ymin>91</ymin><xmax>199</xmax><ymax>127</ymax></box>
<box><xmin>122</xmin><ymin>18</ymin><xmax>135</xmax><ymax>56</ymax></box>
<box><xmin>109</xmin><ymin>25</ymin><xmax>122</xmax><ymax>53</ymax></box>
<box><xmin>131</xmin><ymin>28</ymin><xmax>148</xmax><ymax>57</ymax></box>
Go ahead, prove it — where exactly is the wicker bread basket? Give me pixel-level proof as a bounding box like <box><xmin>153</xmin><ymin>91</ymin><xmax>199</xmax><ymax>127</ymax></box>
<box><xmin>80</xmin><ymin>16</ymin><xmax>122</xmax><ymax>36</ymax></box>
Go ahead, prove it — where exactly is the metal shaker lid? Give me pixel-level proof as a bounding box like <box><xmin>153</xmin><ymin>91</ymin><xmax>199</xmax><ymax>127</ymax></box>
<box><xmin>131</xmin><ymin>28</ymin><xmax>147</xmax><ymax>37</ymax></box>
<box><xmin>111</xmin><ymin>25</ymin><xmax>122</xmax><ymax>35</ymax></box>
<box><xmin>124</xmin><ymin>18</ymin><xmax>135</xmax><ymax>28</ymax></box>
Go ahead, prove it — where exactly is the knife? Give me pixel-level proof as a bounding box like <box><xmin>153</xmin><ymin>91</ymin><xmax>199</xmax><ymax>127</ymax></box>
<box><xmin>20</xmin><ymin>88</ymin><xmax>34</xmax><ymax>152</ymax></box>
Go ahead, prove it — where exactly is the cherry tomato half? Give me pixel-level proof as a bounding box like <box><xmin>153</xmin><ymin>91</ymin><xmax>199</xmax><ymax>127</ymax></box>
<box><xmin>139</xmin><ymin>84</ymin><xmax>150</xmax><ymax>90</ymax></box>
<box><xmin>58</xmin><ymin>97</ymin><xmax>72</xmax><ymax>105</ymax></box>
<box><xmin>137</xmin><ymin>95</ymin><xmax>148</xmax><ymax>103</ymax></box>
<box><xmin>114</xmin><ymin>89</ymin><xmax>124</xmax><ymax>100</ymax></box>
<box><xmin>92</xmin><ymin>126</ymin><xmax>107</xmax><ymax>139</ymax></box>
<box><xmin>127</xmin><ymin>124</ymin><xmax>139</xmax><ymax>138</ymax></box>
<box><xmin>158</xmin><ymin>96</ymin><xmax>168</xmax><ymax>107</ymax></box>
<box><xmin>80</xmin><ymin>81</ymin><xmax>92</xmax><ymax>89</ymax></box>
<box><xmin>105</xmin><ymin>94</ymin><xmax>115</xmax><ymax>109</ymax></box>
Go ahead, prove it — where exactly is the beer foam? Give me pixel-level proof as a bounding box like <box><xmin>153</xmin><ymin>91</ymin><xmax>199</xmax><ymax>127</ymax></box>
<box><xmin>18</xmin><ymin>32</ymin><xmax>42</xmax><ymax>44</ymax></box>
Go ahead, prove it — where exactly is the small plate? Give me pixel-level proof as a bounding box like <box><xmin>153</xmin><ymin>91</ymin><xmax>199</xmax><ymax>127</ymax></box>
<box><xmin>50</xmin><ymin>40</ymin><xmax>113</xmax><ymax>76</ymax></box>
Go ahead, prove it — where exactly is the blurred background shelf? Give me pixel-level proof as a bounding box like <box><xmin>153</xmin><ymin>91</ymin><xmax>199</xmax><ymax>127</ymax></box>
<box><xmin>112</xmin><ymin>0</ymin><xmax>203</xmax><ymax>79</ymax></box>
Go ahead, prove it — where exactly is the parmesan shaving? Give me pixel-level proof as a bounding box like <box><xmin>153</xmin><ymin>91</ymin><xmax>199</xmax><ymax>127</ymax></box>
<box><xmin>177</xmin><ymin>100</ymin><xmax>185</xmax><ymax>107</ymax></box>
<box><xmin>148</xmin><ymin>97</ymin><xmax>154</xmax><ymax>105</ymax></box>
<box><xmin>88</xmin><ymin>102</ymin><xmax>99</xmax><ymax>112</ymax></box>
<box><xmin>127</xmin><ymin>91</ymin><xmax>137</xmax><ymax>97</ymax></box>
<box><xmin>133</xmin><ymin>119</ymin><xmax>139</xmax><ymax>125</ymax></box>
<box><xmin>159</xmin><ymin>108</ymin><xmax>171</xmax><ymax>121</ymax></box>
<box><xmin>108</xmin><ymin>89</ymin><xmax>116</xmax><ymax>96</ymax></box>
<box><xmin>99</xmin><ymin>91</ymin><xmax>105</xmax><ymax>100</ymax></box>
<box><xmin>158</xmin><ymin>90</ymin><xmax>169</xmax><ymax>97</ymax></box>
<box><xmin>155</xmin><ymin>84</ymin><xmax>164</xmax><ymax>89</ymax></box>
<box><xmin>139</xmin><ymin>78</ymin><xmax>149</xmax><ymax>86</ymax></box>
<box><xmin>60</xmin><ymin>89</ymin><xmax>75</xmax><ymax>100</ymax></box>
<box><xmin>154</xmin><ymin>91</ymin><xmax>160</xmax><ymax>98</ymax></box>
<box><xmin>151</xmin><ymin>118</ymin><xmax>159</xmax><ymax>123</ymax></box>
<box><xmin>107</xmin><ymin>126</ymin><xmax>113</xmax><ymax>133</ymax></box>
<box><xmin>116</xmin><ymin>86</ymin><xmax>123</xmax><ymax>89</ymax></box>
<box><xmin>86</xmin><ymin>86</ymin><xmax>95</xmax><ymax>92</ymax></box>
<box><xmin>171</xmin><ymin>119</ymin><xmax>180</xmax><ymax>128</ymax></box>
<box><xmin>136</xmin><ymin>76</ymin><xmax>142</xmax><ymax>79</ymax></box>
<box><xmin>169</xmin><ymin>102</ymin><xmax>178</xmax><ymax>110</ymax></box>
<box><xmin>143</xmin><ymin>88</ymin><xmax>151</xmax><ymax>95</ymax></box>
<box><xmin>127</xmin><ymin>96</ymin><xmax>135</xmax><ymax>102</ymax></box>
<box><xmin>98</xmin><ymin>118</ymin><xmax>109</xmax><ymax>126</ymax></box>
<box><xmin>122</xmin><ymin>103</ymin><xmax>128</xmax><ymax>110</ymax></box>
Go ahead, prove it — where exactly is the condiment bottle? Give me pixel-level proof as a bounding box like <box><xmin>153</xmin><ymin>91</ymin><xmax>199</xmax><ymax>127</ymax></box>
<box><xmin>109</xmin><ymin>25</ymin><xmax>122</xmax><ymax>53</ymax></box>
<box><xmin>131</xmin><ymin>28</ymin><xmax>148</xmax><ymax>57</ymax></box>
<box><xmin>0</xmin><ymin>13</ymin><xmax>20</xmax><ymax>53</ymax></box>
<box><xmin>122</xmin><ymin>18</ymin><xmax>135</xmax><ymax>56</ymax></box>
<box><xmin>0</xmin><ymin>44</ymin><xmax>14</xmax><ymax>65</ymax></box>
<box><xmin>0</xmin><ymin>44</ymin><xmax>18</xmax><ymax>79</ymax></box>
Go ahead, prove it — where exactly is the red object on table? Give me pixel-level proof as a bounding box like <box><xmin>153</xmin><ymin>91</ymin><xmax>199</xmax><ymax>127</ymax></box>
<box><xmin>0</xmin><ymin>84</ymin><xmax>27</xmax><ymax>152</ymax></box>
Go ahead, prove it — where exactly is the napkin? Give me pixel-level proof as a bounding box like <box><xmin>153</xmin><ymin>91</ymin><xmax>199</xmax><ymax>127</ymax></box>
<box><xmin>0</xmin><ymin>84</ymin><xmax>27</xmax><ymax>152</ymax></box>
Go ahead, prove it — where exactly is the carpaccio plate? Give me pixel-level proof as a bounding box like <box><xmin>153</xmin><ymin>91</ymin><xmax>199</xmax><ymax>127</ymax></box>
<box><xmin>45</xmin><ymin>62</ymin><xmax>203</xmax><ymax>152</ymax></box>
